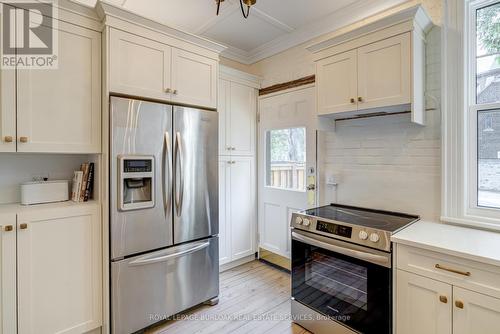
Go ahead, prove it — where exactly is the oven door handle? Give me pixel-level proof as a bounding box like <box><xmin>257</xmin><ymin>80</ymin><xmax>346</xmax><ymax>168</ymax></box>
<box><xmin>292</xmin><ymin>231</ymin><xmax>391</xmax><ymax>267</ymax></box>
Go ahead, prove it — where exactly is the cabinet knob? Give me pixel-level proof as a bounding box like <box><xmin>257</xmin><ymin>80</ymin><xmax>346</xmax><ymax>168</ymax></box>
<box><xmin>165</xmin><ymin>88</ymin><xmax>172</xmax><ymax>93</ymax></box>
<box><xmin>350</xmin><ymin>98</ymin><xmax>355</xmax><ymax>104</ymax></box>
<box><xmin>4</xmin><ymin>136</ymin><xmax>13</xmax><ymax>143</ymax></box>
<box><xmin>19</xmin><ymin>136</ymin><xmax>28</xmax><ymax>143</ymax></box>
<box><xmin>439</xmin><ymin>295</ymin><xmax>448</xmax><ymax>304</ymax></box>
<box><xmin>4</xmin><ymin>225</ymin><xmax>13</xmax><ymax>232</ymax></box>
<box><xmin>455</xmin><ymin>300</ymin><xmax>464</xmax><ymax>309</ymax></box>
<box><xmin>19</xmin><ymin>223</ymin><xmax>28</xmax><ymax>230</ymax></box>
<box><xmin>358</xmin><ymin>97</ymin><xmax>363</xmax><ymax>102</ymax></box>
<box><xmin>173</xmin><ymin>89</ymin><xmax>178</xmax><ymax>95</ymax></box>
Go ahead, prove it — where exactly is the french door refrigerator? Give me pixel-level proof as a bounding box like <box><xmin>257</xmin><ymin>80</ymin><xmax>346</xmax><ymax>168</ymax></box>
<box><xmin>109</xmin><ymin>96</ymin><xmax>219</xmax><ymax>334</ymax></box>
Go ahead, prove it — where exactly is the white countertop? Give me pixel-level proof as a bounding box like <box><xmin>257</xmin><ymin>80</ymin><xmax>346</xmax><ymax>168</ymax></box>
<box><xmin>391</xmin><ymin>220</ymin><xmax>500</xmax><ymax>267</ymax></box>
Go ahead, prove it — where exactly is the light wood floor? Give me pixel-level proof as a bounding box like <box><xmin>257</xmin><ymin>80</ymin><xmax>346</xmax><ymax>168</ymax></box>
<box><xmin>146</xmin><ymin>260</ymin><xmax>311</xmax><ymax>334</ymax></box>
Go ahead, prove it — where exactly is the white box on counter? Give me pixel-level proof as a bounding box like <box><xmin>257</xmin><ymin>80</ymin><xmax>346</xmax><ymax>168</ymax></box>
<box><xmin>21</xmin><ymin>180</ymin><xmax>70</xmax><ymax>205</ymax></box>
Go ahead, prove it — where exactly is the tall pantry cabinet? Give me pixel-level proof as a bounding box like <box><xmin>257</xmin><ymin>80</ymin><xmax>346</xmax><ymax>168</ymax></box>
<box><xmin>218</xmin><ymin>66</ymin><xmax>260</xmax><ymax>268</ymax></box>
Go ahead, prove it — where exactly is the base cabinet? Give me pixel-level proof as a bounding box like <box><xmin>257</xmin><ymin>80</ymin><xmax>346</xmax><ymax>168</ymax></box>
<box><xmin>0</xmin><ymin>213</ymin><xmax>17</xmax><ymax>334</ymax></box>
<box><xmin>396</xmin><ymin>270</ymin><xmax>452</xmax><ymax>334</ymax></box>
<box><xmin>15</xmin><ymin>204</ymin><xmax>102</xmax><ymax>334</ymax></box>
<box><xmin>453</xmin><ymin>287</ymin><xmax>500</xmax><ymax>334</ymax></box>
<box><xmin>219</xmin><ymin>156</ymin><xmax>256</xmax><ymax>266</ymax></box>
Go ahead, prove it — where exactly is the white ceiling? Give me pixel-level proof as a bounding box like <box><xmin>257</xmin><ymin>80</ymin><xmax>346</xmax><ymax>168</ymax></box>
<box><xmin>76</xmin><ymin>0</ymin><xmax>407</xmax><ymax>64</ymax></box>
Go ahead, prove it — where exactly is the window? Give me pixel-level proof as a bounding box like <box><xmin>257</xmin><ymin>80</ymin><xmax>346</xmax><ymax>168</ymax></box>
<box><xmin>265</xmin><ymin>127</ymin><xmax>306</xmax><ymax>191</ymax></box>
<box><xmin>472</xmin><ymin>1</ymin><xmax>500</xmax><ymax>209</ymax></box>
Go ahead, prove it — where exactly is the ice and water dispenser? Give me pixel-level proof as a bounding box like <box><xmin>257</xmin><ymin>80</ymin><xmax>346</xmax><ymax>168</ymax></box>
<box><xmin>118</xmin><ymin>155</ymin><xmax>155</xmax><ymax>211</ymax></box>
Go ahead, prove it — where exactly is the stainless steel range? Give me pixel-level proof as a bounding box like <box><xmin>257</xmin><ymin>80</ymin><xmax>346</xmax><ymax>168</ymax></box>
<box><xmin>290</xmin><ymin>204</ymin><xmax>419</xmax><ymax>334</ymax></box>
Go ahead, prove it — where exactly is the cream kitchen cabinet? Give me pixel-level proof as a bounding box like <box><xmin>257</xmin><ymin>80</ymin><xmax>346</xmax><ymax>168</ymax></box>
<box><xmin>16</xmin><ymin>204</ymin><xmax>102</xmax><ymax>334</ymax></box>
<box><xmin>16</xmin><ymin>21</ymin><xmax>101</xmax><ymax>153</ymax></box>
<box><xmin>453</xmin><ymin>287</ymin><xmax>500</xmax><ymax>334</ymax></box>
<box><xmin>219</xmin><ymin>156</ymin><xmax>256</xmax><ymax>266</ymax></box>
<box><xmin>0</xmin><ymin>213</ymin><xmax>16</xmax><ymax>334</ymax></box>
<box><xmin>396</xmin><ymin>270</ymin><xmax>452</xmax><ymax>334</ymax></box>
<box><xmin>310</xmin><ymin>5</ymin><xmax>432</xmax><ymax>125</ymax></box>
<box><xmin>218</xmin><ymin>70</ymin><xmax>258</xmax><ymax>156</ymax></box>
<box><xmin>109</xmin><ymin>29</ymin><xmax>218</xmax><ymax>109</ymax></box>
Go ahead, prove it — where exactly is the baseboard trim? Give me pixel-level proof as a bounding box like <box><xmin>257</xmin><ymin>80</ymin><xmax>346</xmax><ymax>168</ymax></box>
<box><xmin>219</xmin><ymin>254</ymin><xmax>257</xmax><ymax>272</ymax></box>
<box><xmin>258</xmin><ymin>247</ymin><xmax>291</xmax><ymax>271</ymax></box>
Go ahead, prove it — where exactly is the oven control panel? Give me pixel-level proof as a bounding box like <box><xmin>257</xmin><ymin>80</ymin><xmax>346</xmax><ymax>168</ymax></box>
<box><xmin>291</xmin><ymin>213</ymin><xmax>390</xmax><ymax>251</ymax></box>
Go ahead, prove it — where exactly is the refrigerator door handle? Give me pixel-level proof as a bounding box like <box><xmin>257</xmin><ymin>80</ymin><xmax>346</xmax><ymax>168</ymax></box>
<box><xmin>175</xmin><ymin>131</ymin><xmax>184</xmax><ymax>217</ymax></box>
<box><xmin>163</xmin><ymin>132</ymin><xmax>173</xmax><ymax>217</ymax></box>
<box><xmin>128</xmin><ymin>241</ymin><xmax>210</xmax><ymax>266</ymax></box>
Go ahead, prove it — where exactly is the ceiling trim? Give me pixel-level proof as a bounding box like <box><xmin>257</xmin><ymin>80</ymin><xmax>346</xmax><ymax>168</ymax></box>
<box><xmin>251</xmin><ymin>7</ymin><xmax>295</xmax><ymax>33</ymax></box>
<box><xmin>220</xmin><ymin>0</ymin><xmax>409</xmax><ymax>64</ymax></box>
<box><xmin>194</xmin><ymin>0</ymin><xmax>240</xmax><ymax>35</ymax></box>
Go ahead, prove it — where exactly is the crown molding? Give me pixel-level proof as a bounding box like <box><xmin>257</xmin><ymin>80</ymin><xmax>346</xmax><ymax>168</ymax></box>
<box><xmin>96</xmin><ymin>0</ymin><xmax>227</xmax><ymax>54</ymax></box>
<box><xmin>218</xmin><ymin>0</ymin><xmax>409</xmax><ymax>64</ymax></box>
<box><xmin>220</xmin><ymin>65</ymin><xmax>262</xmax><ymax>88</ymax></box>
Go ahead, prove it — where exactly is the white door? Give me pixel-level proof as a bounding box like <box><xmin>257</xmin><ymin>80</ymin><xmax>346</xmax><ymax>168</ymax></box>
<box><xmin>396</xmin><ymin>270</ymin><xmax>452</xmax><ymax>334</ymax></box>
<box><xmin>16</xmin><ymin>21</ymin><xmax>101</xmax><ymax>153</ymax></box>
<box><xmin>228</xmin><ymin>82</ymin><xmax>256</xmax><ymax>156</ymax></box>
<box><xmin>0</xmin><ymin>213</ymin><xmax>16</xmax><ymax>334</ymax></box>
<box><xmin>0</xmin><ymin>5</ymin><xmax>16</xmax><ymax>153</ymax></box>
<box><xmin>229</xmin><ymin>156</ymin><xmax>256</xmax><ymax>260</ymax></box>
<box><xmin>17</xmin><ymin>205</ymin><xmax>102</xmax><ymax>334</ymax></box>
<box><xmin>258</xmin><ymin>86</ymin><xmax>317</xmax><ymax>259</ymax></box>
<box><xmin>171</xmin><ymin>48</ymin><xmax>217</xmax><ymax>109</ymax></box>
<box><xmin>357</xmin><ymin>32</ymin><xmax>411</xmax><ymax>110</ymax></box>
<box><xmin>218</xmin><ymin>79</ymin><xmax>230</xmax><ymax>156</ymax></box>
<box><xmin>316</xmin><ymin>49</ymin><xmax>358</xmax><ymax>115</ymax></box>
<box><xmin>109</xmin><ymin>28</ymin><xmax>172</xmax><ymax>101</ymax></box>
<box><xmin>453</xmin><ymin>287</ymin><xmax>500</xmax><ymax>334</ymax></box>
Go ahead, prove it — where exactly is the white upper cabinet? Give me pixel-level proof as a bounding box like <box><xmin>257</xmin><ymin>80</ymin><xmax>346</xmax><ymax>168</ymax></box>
<box><xmin>453</xmin><ymin>287</ymin><xmax>500</xmax><ymax>334</ymax></box>
<box><xmin>0</xmin><ymin>213</ymin><xmax>17</xmax><ymax>334</ymax></box>
<box><xmin>357</xmin><ymin>33</ymin><xmax>411</xmax><ymax>110</ymax></box>
<box><xmin>108</xmin><ymin>26</ymin><xmax>220</xmax><ymax>109</ymax></box>
<box><xmin>218</xmin><ymin>79</ymin><xmax>230</xmax><ymax>155</ymax></box>
<box><xmin>17</xmin><ymin>204</ymin><xmax>102</xmax><ymax>334</ymax></box>
<box><xmin>0</xmin><ymin>6</ymin><xmax>16</xmax><ymax>153</ymax></box>
<box><xmin>16</xmin><ymin>21</ymin><xmax>101</xmax><ymax>153</ymax></box>
<box><xmin>171</xmin><ymin>48</ymin><xmax>217</xmax><ymax>109</ymax></box>
<box><xmin>309</xmin><ymin>5</ymin><xmax>432</xmax><ymax>125</ymax></box>
<box><xmin>317</xmin><ymin>49</ymin><xmax>357</xmax><ymax>115</ymax></box>
<box><xmin>110</xmin><ymin>29</ymin><xmax>172</xmax><ymax>101</ymax></box>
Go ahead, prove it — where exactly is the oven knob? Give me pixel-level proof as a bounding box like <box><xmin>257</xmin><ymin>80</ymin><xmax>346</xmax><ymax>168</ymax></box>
<box><xmin>303</xmin><ymin>219</ymin><xmax>311</xmax><ymax>227</ymax></box>
<box><xmin>358</xmin><ymin>230</ymin><xmax>368</xmax><ymax>240</ymax></box>
<box><xmin>369</xmin><ymin>233</ymin><xmax>380</xmax><ymax>243</ymax></box>
<box><xmin>295</xmin><ymin>216</ymin><xmax>303</xmax><ymax>225</ymax></box>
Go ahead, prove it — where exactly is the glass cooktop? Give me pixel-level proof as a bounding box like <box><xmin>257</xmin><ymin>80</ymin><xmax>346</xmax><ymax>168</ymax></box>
<box><xmin>304</xmin><ymin>204</ymin><xmax>419</xmax><ymax>233</ymax></box>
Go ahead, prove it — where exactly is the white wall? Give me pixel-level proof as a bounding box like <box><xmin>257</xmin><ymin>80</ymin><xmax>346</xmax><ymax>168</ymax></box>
<box><xmin>0</xmin><ymin>154</ymin><xmax>91</xmax><ymax>204</ymax></box>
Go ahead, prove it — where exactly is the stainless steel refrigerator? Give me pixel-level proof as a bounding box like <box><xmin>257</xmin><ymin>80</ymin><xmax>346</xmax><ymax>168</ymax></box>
<box><xmin>109</xmin><ymin>96</ymin><xmax>219</xmax><ymax>334</ymax></box>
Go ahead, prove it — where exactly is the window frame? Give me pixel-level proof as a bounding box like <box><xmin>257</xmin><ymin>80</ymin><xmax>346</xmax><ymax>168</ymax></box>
<box><xmin>443</xmin><ymin>0</ymin><xmax>500</xmax><ymax>230</ymax></box>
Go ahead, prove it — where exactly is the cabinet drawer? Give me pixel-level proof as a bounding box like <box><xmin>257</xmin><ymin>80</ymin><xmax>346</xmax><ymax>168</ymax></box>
<box><xmin>397</xmin><ymin>244</ymin><xmax>500</xmax><ymax>299</ymax></box>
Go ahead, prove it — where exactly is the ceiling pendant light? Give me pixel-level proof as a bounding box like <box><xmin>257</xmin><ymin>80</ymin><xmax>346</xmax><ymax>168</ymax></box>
<box><xmin>215</xmin><ymin>0</ymin><xmax>256</xmax><ymax>19</ymax></box>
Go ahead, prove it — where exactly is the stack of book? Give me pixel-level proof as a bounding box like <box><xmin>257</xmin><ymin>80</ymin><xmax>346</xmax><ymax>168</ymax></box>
<box><xmin>71</xmin><ymin>163</ymin><xmax>94</xmax><ymax>202</ymax></box>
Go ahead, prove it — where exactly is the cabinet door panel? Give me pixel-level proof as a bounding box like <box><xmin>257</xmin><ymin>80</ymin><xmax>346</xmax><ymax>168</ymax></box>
<box><xmin>109</xmin><ymin>29</ymin><xmax>172</xmax><ymax>101</ymax></box>
<box><xmin>171</xmin><ymin>48</ymin><xmax>217</xmax><ymax>109</ymax></box>
<box><xmin>316</xmin><ymin>49</ymin><xmax>357</xmax><ymax>115</ymax></box>
<box><xmin>229</xmin><ymin>82</ymin><xmax>256</xmax><ymax>156</ymax></box>
<box><xmin>0</xmin><ymin>5</ymin><xmax>16</xmax><ymax>153</ymax></box>
<box><xmin>218</xmin><ymin>157</ymin><xmax>231</xmax><ymax>265</ymax></box>
<box><xmin>218</xmin><ymin>79</ymin><xmax>230</xmax><ymax>156</ymax></box>
<box><xmin>17</xmin><ymin>21</ymin><xmax>101</xmax><ymax>153</ymax></box>
<box><xmin>357</xmin><ymin>33</ymin><xmax>411</xmax><ymax>110</ymax></box>
<box><xmin>229</xmin><ymin>156</ymin><xmax>255</xmax><ymax>260</ymax></box>
<box><xmin>0</xmin><ymin>213</ymin><xmax>16</xmax><ymax>334</ymax></box>
<box><xmin>396</xmin><ymin>270</ymin><xmax>452</xmax><ymax>334</ymax></box>
<box><xmin>454</xmin><ymin>287</ymin><xmax>500</xmax><ymax>334</ymax></box>
<box><xmin>17</xmin><ymin>205</ymin><xmax>102</xmax><ymax>334</ymax></box>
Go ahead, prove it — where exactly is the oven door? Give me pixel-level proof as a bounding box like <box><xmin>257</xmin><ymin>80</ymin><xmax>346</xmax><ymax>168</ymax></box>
<box><xmin>291</xmin><ymin>230</ymin><xmax>392</xmax><ymax>334</ymax></box>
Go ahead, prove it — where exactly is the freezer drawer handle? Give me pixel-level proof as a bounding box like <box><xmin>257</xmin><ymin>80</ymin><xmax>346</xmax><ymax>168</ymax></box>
<box><xmin>128</xmin><ymin>241</ymin><xmax>210</xmax><ymax>266</ymax></box>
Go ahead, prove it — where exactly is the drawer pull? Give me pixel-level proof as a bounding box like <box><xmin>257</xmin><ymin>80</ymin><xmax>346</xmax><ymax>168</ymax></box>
<box><xmin>4</xmin><ymin>225</ymin><xmax>13</xmax><ymax>232</ymax></box>
<box><xmin>19</xmin><ymin>223</ymin><xmax>28</xmax><ymax>230</ymax></box>
<box><xmin>435</xmin><ymin>264</ymin><xmax>471</xmax><ymax>277</ymax></box>
<box><xmin>439</xmin><ymin>295</ymin><xmax>448</xmax><ymax>304</ymax></box>
<box><xmin>455</xmin><ymin>300</ymin><xmax>464</xmax><ymax>309</ymax></box>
